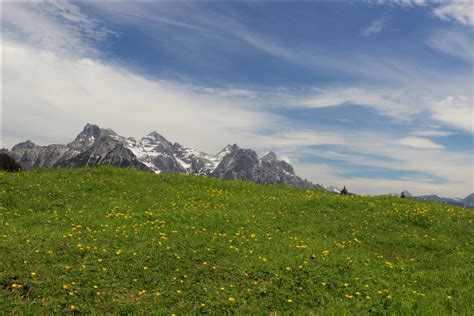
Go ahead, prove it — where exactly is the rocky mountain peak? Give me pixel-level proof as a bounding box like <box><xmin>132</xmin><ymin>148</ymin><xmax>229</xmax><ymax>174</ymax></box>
<box><xmin>80</xmin><ymin>123</ymin><xmax>102</xmax><ymax>137</ymax></box>
<box><xmin>218</xmin><ymin>144</ymin><xmax>240</xmax><ymax>156</ymax></box>
<box><xmin>69</xmin><ymin>124</ymin><xmax>107</xmax><ymax>149</ymax></box>
<box><xmin>262</xmin><ymin>151</ymin><xmax>277</xmax><ymax>162</ymax></box>
<box><xmin>144</xmin><ymin>131</ymin><xmax>171</xmax><ymax>144</ymax></box>
<box><xmin>12</xmin><ymin>140</ymin><xmax>37</xmax><ymax>151</ymax></box>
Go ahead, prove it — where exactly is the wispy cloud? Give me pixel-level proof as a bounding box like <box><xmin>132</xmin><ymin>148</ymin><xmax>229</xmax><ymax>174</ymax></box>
<box><xmin>232</xmin><ymin>30</ymin><xmax>299</xmax><ymax>63</ymax></box>
<box><xmin>41</xmin><ymin>1</ymin><xmax>115</xmax><ymax>41</ymax></box>
<box><xmin>394</xmin><ymin>136</ymin><xmax>444</xmax><ymax>149</ymax></box>
<box><xmin>372</xmin><ymin>0</ymin><xmax>474</xmax><ymax>27</ymax></box>
<box><xmin>368</xmin><ymin>0</ymin><xmax>427</xmax><ymax>8</ymax></box>
<box><xmin>258</xmin><ymin>130</ymin><xmax>343</xmax><ymax>148</ymax></box>
<box><xmin>298</xmin><ymin>86</ymin><xmax>473</xmax><ymax>135</ymax></box>
<box><xmin>433</xmin><ymin>2</ymin><xmax>474</xmax><ymax>27</ymax></box>
<box><xmin>428</xmin><ymin>28</ymin><xmax>474</xmax><ymax>63</ymax></box>
<box><xmin>120</xmin><ymin>11</ymin><xmax>210</xmax><ymax>32</ymax></box>
<box><xmin>86</xmin><ymin>2</ymin><xmax>446</xmax><ymax>86</ymax></box>
<box><xmin>362</xmin><ymin>18</ymin><xmax>386</xmax><ymax>36</ymax></box>
<box><xmin>412</xmin><ymin>129</ymin><xmax>453</xmax><ymax>137</ymax></box>
<box><xmin>299</xmin><ymin>88</ymin><xmax>415</xmax><ymax>119</ymax></box>
<box><xmin>431</xmin><ymin>96</ymin><xmax>474</xmax><ymax>134</ymax></box>
<box><xmin>284</xmin><ymin>131</ymin><xmax>472</xmax><ymax>196</ymax></box>
<box><xmin>2</xmin><ymin>2</ymin><xmax>116</xmax><ymax>57</ymax></box>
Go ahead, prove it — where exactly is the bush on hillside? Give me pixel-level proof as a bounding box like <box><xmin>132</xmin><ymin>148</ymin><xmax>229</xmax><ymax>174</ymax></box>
<box><xmin>340</xmin><ymin>186</ymin><xmax>348</xmax><ymax>195</ymax></box>
<box><xmin>0</xmin><ymin>153</ymin><xmax>22</xmax><ymax>172</ymax></box>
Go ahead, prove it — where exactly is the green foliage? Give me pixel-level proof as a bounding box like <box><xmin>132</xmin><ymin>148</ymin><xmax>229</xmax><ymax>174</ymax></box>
<box><xmin>0</xmin><ymin>166</ymin><xmax>473</xmax><ymax>314</ymax></box>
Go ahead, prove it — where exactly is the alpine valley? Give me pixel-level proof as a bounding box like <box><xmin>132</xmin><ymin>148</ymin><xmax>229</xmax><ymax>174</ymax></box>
<box><xmin>2</xmin><ymin>124</ymin><xmax>317</xmax><ymax>188</ymax></box>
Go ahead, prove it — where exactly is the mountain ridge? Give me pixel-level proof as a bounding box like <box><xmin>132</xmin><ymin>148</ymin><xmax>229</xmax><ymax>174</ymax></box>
<box><xmin>3</xmin><ymin>124</ymin><xmax>472</xmax><ymax>208</ymax></box>
<box><xmin>402</xmin><ymin>191</ymin><xmax>474</xmax><ymax>209</ymax></box>
<box><xmin>4</xmin><ymin>124</ymin><xmax>319</xmax><ymax>189</ymax></box>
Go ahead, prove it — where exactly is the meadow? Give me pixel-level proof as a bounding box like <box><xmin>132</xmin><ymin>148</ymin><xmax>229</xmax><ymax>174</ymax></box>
<box><xmin>0</xmin><ymin>166</ymin><xmax>473</xmax><ymax>314</ymax></box>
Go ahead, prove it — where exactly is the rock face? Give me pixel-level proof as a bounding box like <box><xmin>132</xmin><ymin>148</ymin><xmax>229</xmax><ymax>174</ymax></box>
<box><xmin>4</xmin><ymin>124</ymin><xmax>319</xmax><ymax>188</ymax></box>
<box><xmin>207</xmin><ymin>146</ymin><xmax>314</xmax><ymax>187</ymax></box>
<box><xmin>463</xmin><ymin>193</ymin><xmax>474</xmax><ymax>208</ymax></box>
<box><xmin>7</xmin><ymin>124</ymin><xmax>149</xmax><ymax>171</ymax></box>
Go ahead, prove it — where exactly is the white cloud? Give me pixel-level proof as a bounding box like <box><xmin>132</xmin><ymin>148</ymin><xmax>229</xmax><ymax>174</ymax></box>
<box><xmin>433</xmin><ymin>2</ymin><xmax>474</xmax><ymax>26</ymax></box>
<box><xmin>368</xmin><ymin>0</ymin><xmax>427</xmax><ymax>7</ymax></box>
<box><xmin>362</xmin><ymin>19</ymin><xmax>386</xmax><ymax>36</ymax></box>
<box><xmin>1</xmin><ymin>40</ymin><xmax>279</xmax><ymax>154</ymax></box>
<box><xmin>394</xmin><ymin>136</ymin><xmax>444</xmax><ymax>149</ymax></box>
<box><xmin>233</xmin><ymin>30</ymin><xmax>300</xmax><ymax>62</ymax></box>
<box><xmin>412</xmin><ymin>129</ymin><xmax>453</xmax><ymax>137</ymax></box>
<box><xmin>370</xmin><ymin>0</ymin><xmax>474</xmax><ymax>27</ymax></box>
<box><xmin>0</xmin><ymin>1</ymin><xmax>281</xmax><ymax>154</ymax></box>
<box><xmin>43</xmin><ymin>1</ymin><xmax>114</xmax><ymax>40</ymax></box>
<box><xmin>2</xmin><ymin>1</ymin><xmax>115</xmax><ymax>57</ymax></box>
<box><xmin>138</xmin><ymin>15</ymin><xmax>208</xmax><ymax>32</ymax></box>
<box><xmin>300</xmin><ymin>88</ymin><xmax>414</xmax><ymax>119</ymax></box>
<box><xmin>258</xmin><ymin>130</ymin><xmax>343</xmax><ymax>148</ymax></box>
<box><xmin>431</xmin><ymin>96</ymin><xmax>474</xmax><ymax>133</ymax></box>
<box><xmin>292</xmin><ymin>132</ymin><xmax>473</xmax><ymax>197</ymax></box>
<box><xmin>292</xmin><ymin>84</ymin><xmax>473</xmax><ymax>135</ymax></box>
<box><xmin>428</xmin><ymin>29</ymin><xmax>474</xmax><ymax>63</ymax></box>
<box><xmin>248</xmin><ymin>124</ymin><xmax>472</xmax><ymax>197</ymax></box>
<box><xmin>295</xmin><ymin>158</ymin><xmax>472</xmax><ymax>197</ymax></box>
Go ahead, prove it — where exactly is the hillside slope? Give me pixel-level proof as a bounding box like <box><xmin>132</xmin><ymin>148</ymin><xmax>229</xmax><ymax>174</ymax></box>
<box><xmin>0</xmin><ymin>167</ymin><xmax>473</xmax><ymax>314</ymax></box>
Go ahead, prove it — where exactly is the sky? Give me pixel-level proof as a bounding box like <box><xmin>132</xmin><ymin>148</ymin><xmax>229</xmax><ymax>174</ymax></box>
<box><xmin>1</xmin><ymin>0</ymin><xmax>473</xmax><ymax>197</ymax></box>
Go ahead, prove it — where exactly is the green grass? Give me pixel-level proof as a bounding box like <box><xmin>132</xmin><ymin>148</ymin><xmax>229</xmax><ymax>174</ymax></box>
<box><xmin>0</xmin><ymin>166</ymin><xmax>473</xmax><ymax>314</ymax></box>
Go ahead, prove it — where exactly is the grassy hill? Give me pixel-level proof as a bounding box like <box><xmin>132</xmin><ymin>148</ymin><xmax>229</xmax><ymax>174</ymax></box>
<box><xmin>1</xmin><ymin>167</ymin><xmax>473</xmax><ymax>314</ymax></box>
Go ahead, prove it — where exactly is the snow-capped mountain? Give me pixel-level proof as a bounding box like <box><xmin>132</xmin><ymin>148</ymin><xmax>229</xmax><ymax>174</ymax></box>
<box><xmin>5</xmin><ymin>124</ymin><xmax>318</xmax><ymax>188</ymax></box>
<box><xmin>7</xmin><ymin>124</ymin><xmax>149</xmax><ymax>171</ymax></box>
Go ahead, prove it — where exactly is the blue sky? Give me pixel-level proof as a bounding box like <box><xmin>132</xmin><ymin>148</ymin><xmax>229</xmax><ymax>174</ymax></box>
<box><xmin>2</xmin><ymin>1</ymin><xmax>473</xmax><ymax>197</ymax></box>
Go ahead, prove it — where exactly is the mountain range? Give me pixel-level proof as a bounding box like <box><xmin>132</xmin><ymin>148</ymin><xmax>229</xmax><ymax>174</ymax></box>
<box><xmin>2</xmin><ymin>124</ymin><xmax>318</xmax><ymax>188</ymax></box>
<box><xmin>3</xmin><ymin>123</ymin><xmax>472</xmax><ymax>209</ymax></box>
<box><xmin>401</xmin><ymin>191</ymin><xmax>474</xmax><ymax>209</ymax></box>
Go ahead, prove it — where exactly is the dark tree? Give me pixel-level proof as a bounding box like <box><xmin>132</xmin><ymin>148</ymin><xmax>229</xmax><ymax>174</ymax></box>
<box><xmin>340</xmin><ymin>186</ymin><xmax>348</xmax><ymax>195</ymax></box>
<box><xmin>401</xmin><ymin>191</ymin><xmax>406</xmax><ymax>198</ymax></box>
<box><xmin>0</xmin><ymin>153</ymin><xmax>22</xmax><ymax>172</ymax></box>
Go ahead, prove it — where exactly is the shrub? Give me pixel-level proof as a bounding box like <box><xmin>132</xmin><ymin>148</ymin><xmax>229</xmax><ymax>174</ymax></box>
<box><xmin>0</xmin><ymin>153</ymin><xmax>22</xmax><ymax>172</ymax></box>
<box><xmin>340</xmin><ymin>186</ymin><xmax>348</xmax><ymax>195</ymax></box>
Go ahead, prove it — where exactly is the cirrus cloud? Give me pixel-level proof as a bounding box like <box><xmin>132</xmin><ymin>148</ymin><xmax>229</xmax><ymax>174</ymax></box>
<box><xmin>431</xmin><ymin>96</ymin><xmax>474</xmax><ymax>133</ymax></box>
<box><xmin>394</xmin><ymin>136</ymin><xmax>444</xmax><ymax>149</ymax></box>
<box><xmin>433</xmin><ymin>2</ymin><xmax>474</xmax><ymax>26</ymax></box>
